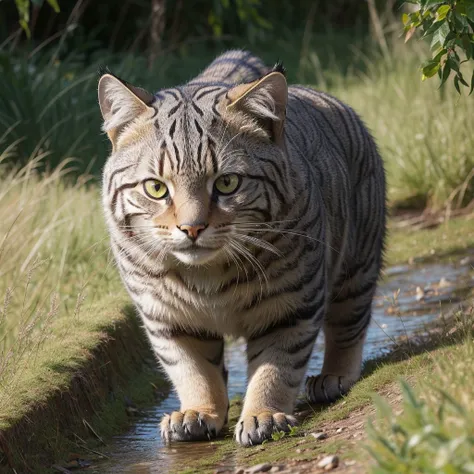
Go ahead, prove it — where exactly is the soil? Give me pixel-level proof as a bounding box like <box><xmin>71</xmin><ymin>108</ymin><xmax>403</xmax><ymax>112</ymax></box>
<box><xmin>228</xmin><ymin>384</ymin><xmax>404</xmax><ymax>474</ymax></box>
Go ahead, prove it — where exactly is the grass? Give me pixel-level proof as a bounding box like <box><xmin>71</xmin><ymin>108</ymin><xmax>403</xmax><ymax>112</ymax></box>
<box><xmin>326</xmin><ymin>43</ymin><xmax>474</xmax><ymax>210</ymax></box>
<box><xmin>367</xmin><ymin>322</ymin><xmax>474</xmax><ymax>474</ymax></box>
<box><xmin>386</xmin><ymin>217</ymin><xmax>474</xmax><ymax>266</ymax></box>
<box><xmin>0</xmin><ymin>140</ymin><xmax>129</xmax><ymax>465</ymax></box>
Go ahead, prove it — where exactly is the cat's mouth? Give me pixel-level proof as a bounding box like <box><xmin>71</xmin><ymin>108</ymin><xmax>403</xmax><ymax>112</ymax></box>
<box><xmin>172</xmin><ymin>245</ymin><xmax>222</xmax><ymax>265</ymax></box>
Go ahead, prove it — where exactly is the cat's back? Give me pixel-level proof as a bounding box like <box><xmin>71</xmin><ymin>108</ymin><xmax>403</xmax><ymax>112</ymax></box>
<box><xmin>285</xmin><ymin>84</ymin><xmax>383</xmax><ymax>183</ymax></box>
<box><xmin>190</xmin><ymin>50</ymin><xmax>269</xmax><ymax>86</ymax></box>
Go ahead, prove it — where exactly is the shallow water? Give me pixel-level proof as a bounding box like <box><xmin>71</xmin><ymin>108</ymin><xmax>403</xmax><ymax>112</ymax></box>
<box><xmin>92</xmin><ymin>259</ymin><xmax>473</xmax><ymax>473</ymax></box>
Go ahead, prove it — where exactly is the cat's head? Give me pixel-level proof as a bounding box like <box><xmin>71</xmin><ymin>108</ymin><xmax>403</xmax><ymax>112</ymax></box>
<box><xmin>98</xmin><ymin>68</ymin><xmax>293</xmax><ymax>267</ymax></box>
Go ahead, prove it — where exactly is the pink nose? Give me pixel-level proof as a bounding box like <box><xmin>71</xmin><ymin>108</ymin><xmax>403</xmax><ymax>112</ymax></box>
<box><xmin>177</xmin><ymin>223</ymin><xmax>207</xmax><ymax>240</ymax></box>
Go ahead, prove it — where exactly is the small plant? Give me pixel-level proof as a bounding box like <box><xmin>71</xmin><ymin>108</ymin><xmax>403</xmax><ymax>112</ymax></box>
<box><xmin>288</xmin><ymin>425</ymin><xmax>300</xmax><ymax>437</ymax></box>
<box><xmin>402</xmin><ymin>0</ymin><xmax>474</xmax><ymax>93</ymax></box>
<box><xmin>271</xmin><ymin>430</ymin><xmax>287</xmax><ymax>441</ymax></box>
<box><xmin>366</xmin><ymin>338</ymin><xmax>474</xmax><ymax>473</ymax></box>
<box><xmin>269</xmin><ymin>424</ymin><xmax>300</xmax><ymax>442</ymax></box>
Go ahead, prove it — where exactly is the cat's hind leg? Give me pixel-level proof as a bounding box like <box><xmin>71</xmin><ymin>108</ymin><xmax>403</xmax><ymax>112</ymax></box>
<box><xmin>306</xmin><ymin>280</ymin><xmax>376</xmax><ymax>403</ymax></box>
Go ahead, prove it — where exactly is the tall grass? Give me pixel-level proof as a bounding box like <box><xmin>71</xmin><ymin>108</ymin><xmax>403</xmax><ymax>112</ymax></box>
<box><xmin>0</xmin><ymin>52</ymin><xmax>103</xmax><ymax>171</ymax></box>
<box><xmin>0</xmin><ymin>138</ymin><xmax>123</xmax><ymax>425</ymax></box>
<box><xmin>324</xmin><ymin>43</ymin><xmax>474</xmax><ymax>210</ymax></box>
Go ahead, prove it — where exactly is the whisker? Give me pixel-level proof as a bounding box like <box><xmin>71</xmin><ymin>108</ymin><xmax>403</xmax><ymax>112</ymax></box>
<box><xmin>228</xmin><ymin>238</ymin><xmax>268</xmax><ymax>302</ymax></box>
<box><xmin>232</xmin><ymin>233</ymin><xmax>283</xmax><ymax>257</ymax></box>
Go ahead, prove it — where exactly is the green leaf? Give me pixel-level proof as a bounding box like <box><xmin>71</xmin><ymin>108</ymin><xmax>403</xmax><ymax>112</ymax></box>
<box><xmin>461</xmin><ymin>35</ymin><xmax>473</xmax><ymax>59</ymax></box>
<box><xmin>431</xmin><ymin>21</ymin><xmax>450</xmax><ymax>50</ymax></box>
<box><xmin>372</xmin><ymin>393</ymin><xmax>393</xmax><ymax>420</ymax></box>
<box><xmin>454</xmin><ymin>75</ymin><xmax>461</xmax><ymax>94</ymax></box>
<box><xmin>400</xmin><ymin>380</ymin><xmax>421</xmax><ymax>409</ymax></box>
<box><xmin>402</xmin><ymin>13</ymin><xmax>410</xmax><ymax>25</ymax></box>
<box><xmin>433</xmin><ymin>47</ymin><xmax>447</xmax><ymax>61</ymax></box>
<box><xmin>46</xmin><ymin>0</ymin><xmax>60</xmax><ymax>13</ymax></box>
<box><xmin>453</xmin><ymin>12</ymin><xmax>469</xmax><ymax>32</ymax></box>
<box><xmin>458</xmin><ymin>72</ymin><xmax>469</xmax><ymax>87</ymax></box>
<box><xmin>422</xmin><ymin>59</ymin><xmax>441</xmax><ymax>79</ymax></box>
<box><xmin>435</xmin><ymin>4</ymin><xmax>450</xmax><ymax>22</ymax></box>
<box><xmin>447</xmin><ymin>54</ymin><xmax>460</xmax><ymax>73</ymax></box>
<box><xmin>467</xmin><ymin>4</ymin><xmax>474</xmax><ymax>22</ymax></box>
<box><xmin>423</xmin><ymin>19</ymin><xmax>442</xmax><ymax>38</ymax></box>
<box><xmin>420</xmin><ymin>0</ymin><xmax>445</xmax><ymax>8</ymax></box>
<box><xmin>15</xmin><ymin>0</ymin><xmax>30</xmax><ymax>24</ymax></box>
<box><xmin>439</xmin><ymin>60</ymin><xmax>451</xmax><ymax>87</ymax></box>
<box><xmin>19</xmin><ymin>19</ymin><xmax>31</xmax><ymax>38</ymax></box>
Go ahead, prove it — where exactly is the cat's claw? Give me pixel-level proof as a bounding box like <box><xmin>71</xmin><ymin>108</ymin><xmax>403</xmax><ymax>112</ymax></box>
<box><xmin>235</xmin><ymin>411</ymin><xmax>297</xmax><ymax>447</ymax></box>
<box><xmin>160</xmin><ymin>410</ymin><xmax>221</xmax><ymax>442</ymax></box>
<box><xmin>305</xmin><ymin>373</ymin><xmax>356</xmax><ymax>403</ymax></box>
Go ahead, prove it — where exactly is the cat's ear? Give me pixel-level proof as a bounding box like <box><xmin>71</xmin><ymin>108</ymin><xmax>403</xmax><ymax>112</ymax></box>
<box><xmin>98</xmin><ymin>72</ymin><xmax>154</xmax><ymax>146</ymax></box>
<box><xmin>225</xmin><ymin>70</ymin><xmax>287</xmax><ymax>146</ymax></box>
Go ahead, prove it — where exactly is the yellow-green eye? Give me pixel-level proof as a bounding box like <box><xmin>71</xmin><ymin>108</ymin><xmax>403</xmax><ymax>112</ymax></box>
<box><xmin>214</xmin><ymin>174</ymin><xmax>241</xmax><ymax>195</ymax></box>
<box><xmin>143</xmin><ymin>179</ymin><xmax>168</xmax><ymax>199</ymax></box>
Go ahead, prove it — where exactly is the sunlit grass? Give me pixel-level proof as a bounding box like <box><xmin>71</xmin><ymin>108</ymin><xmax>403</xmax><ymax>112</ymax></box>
<box><xmin>0</xmin><ymin>140</ymin><xmax>124</xmax><ymax>430</ymax></box>
<box><xmin>367</xmin><ymin>313</ymin><xmax>474</xmax><ymax>474</ymax></box>
<box><xmin>325</xmin><ymin>43</ymin><xmax>474</xmax><ymax>210</ymax></box>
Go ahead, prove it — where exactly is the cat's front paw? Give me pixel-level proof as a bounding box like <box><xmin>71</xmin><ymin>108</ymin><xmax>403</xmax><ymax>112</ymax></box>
<box><xmin>160</xmin><ymin>409</ymin><xmax>223</xmax><ymax>442</ymax></box>
<box><xmin>235</xmin><ymin>411</ymin><xmax>297</xmax><ymax>447</ymax></box>
<box><xmin>305</xmin><ymin>373</ymin><xmax>357</xmax><ymax>403</ymax></box>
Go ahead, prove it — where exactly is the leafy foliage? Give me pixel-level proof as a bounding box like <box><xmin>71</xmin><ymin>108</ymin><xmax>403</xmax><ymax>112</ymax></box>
<box><xmin>402</xmin><ymin>0</ymin><xmax>474</xmax><ymax>93</ymax></box>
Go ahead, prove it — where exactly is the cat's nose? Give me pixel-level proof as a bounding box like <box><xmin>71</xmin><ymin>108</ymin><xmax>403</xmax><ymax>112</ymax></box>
<box><xmin>177</xmin><ymin>223</ymin><xmax>208</xmax><ymax>241</ymax></box>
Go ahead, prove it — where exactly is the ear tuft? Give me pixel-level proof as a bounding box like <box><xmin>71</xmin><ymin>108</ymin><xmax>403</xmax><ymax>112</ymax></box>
<box><xmin>98</xmin><ymin>65</ymin><xmax>112</xmax><ymax>79</ymax></box>
<box><xmin>272</xmin><ymin>61</ymin><xmax>286</xmax><ymax>76</ymax></box>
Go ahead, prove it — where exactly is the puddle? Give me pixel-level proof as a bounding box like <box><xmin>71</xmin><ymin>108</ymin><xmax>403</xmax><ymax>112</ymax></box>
<box><xmin>89</xmin><ymin>260</ymin><xmax>473</xmax><ymax>473</ymax></box>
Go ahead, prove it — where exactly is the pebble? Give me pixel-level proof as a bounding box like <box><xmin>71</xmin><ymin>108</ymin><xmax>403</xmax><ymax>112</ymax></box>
<box><xmin>270</xmin><ymin>466</ymin><xmax>285</xmax><ymax>472</ymax></box>
<box><xmin>438</xmin><ymin>277</ymin><xmax>451</xmax><ymax>288</ymax></box>
<box><xmin>336</xmin><ymin>427</ymin><xmax>344</xmax><ymax>434</ymax></box>
<box><xmin>317</xmin><ymin>455</ymin><xmax>339</xmax><ymax>470</ymax></box>
<box><xmin>415</xmin><ymin>286</ymin><xmax>425</xmax><ymax>301</ymax></box>
<box><xmin>246</xmin><ymin>463</ymin><xmax>272</xmax><ymax>473</ymax></box>
<box><xmin>310</xmin><ymin>431</ymin><xmax>328</xmax><ymax>440</ymax></box>
<box><xmin>460</xmin><ymin>256</ymin><xmax>471</xmax><ymax>266</ymax></box>
<box><xmin>295</xmin><ymin>448</ymin><xmax>303</xmax><ymax>454</ymax></box>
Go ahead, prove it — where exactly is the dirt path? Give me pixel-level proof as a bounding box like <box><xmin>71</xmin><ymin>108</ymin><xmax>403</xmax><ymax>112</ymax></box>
<box><xmin>219</xmin><ymin>384</ymin><xmax>404</xmax><ymax>474</ymax></box>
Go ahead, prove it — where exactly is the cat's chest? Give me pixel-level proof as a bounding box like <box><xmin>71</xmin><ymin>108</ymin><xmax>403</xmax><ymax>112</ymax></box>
<box><xmin>136</xmin><ymin>268</ymin><xmax>299</xmax><ymax>337</ymax></box>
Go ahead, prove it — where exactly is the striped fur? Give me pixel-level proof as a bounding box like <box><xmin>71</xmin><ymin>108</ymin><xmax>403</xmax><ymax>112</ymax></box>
<box><xmin>98</xmin><ymin>49</ymin><xmax>386</xmax><ymax>446</ymax></box>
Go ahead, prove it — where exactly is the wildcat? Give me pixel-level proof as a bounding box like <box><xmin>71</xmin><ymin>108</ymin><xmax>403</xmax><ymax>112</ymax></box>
<box><xmin>98</xmin><ymin>50</ymin><xmax>386</xmax><ymax>446</ymax></box>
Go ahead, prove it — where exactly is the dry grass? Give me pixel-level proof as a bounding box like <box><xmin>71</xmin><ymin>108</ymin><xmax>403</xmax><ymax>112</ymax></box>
<box><xmin>325</xmin><ymin>43</ymin><xmax>474</xmax><ymax>210</ymax></box>
<box><xmin>0</xmin><ymin>140</ymin><xmax>125</xmax><ymax>430</ymax></box>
